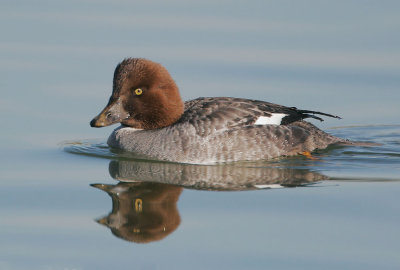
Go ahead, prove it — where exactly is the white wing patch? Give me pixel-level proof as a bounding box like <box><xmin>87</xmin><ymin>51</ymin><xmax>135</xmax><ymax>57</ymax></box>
<box><xmin>254</xmin><ymin>113</ymin><xmax>287</xmax><ymax>125</ymax></box>
<box><xmin>254</xmin><ymin>184</ymin><xmax>283</xmax><ymax>189</ymax></box>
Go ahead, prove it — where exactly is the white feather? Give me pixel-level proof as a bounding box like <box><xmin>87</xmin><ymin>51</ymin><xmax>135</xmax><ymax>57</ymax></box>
<box><xmin>254</xmin><ymin>113</ymin><xmax>287</xmax><ymax>125</ymax></box>
<box><xmin>254</xmin><ymin>184</ymin><xmax>283</xmax><ymax>189</ymax></box>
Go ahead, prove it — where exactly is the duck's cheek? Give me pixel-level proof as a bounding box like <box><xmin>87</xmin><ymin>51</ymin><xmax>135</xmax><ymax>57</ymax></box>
<box><xmin>121</xmin><ymin>117</ymin><xmax>143</xmax><ymax>129</ymax></box>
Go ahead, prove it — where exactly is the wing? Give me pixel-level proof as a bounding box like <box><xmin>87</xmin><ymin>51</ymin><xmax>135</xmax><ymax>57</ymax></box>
<box><xmin>179</xmin><ymin>97</ymin><xmax>340</xmax><ymax>136</ymax></box>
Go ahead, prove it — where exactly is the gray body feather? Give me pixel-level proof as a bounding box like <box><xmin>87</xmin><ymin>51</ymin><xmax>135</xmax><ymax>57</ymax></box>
<box><xmin>108</xmin><ymin>97</ymin><xmax>344</xmax><ymax>164</ymax></box>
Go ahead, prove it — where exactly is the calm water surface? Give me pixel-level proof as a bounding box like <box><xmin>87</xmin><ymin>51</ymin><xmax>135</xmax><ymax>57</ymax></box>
<box><xmin>1</xmin><ymin>1</ymin><xmax>400</xmax><ymax>269</ymax></box>
<box><xmin>1</xmin><ymin>125</ymin><xmax>399</xmax><ymax>270</ymax></box>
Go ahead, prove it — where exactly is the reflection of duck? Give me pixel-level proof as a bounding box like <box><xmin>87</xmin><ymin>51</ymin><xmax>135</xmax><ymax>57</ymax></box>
<box><xmin>90</xmin><ymin>58</ymin><xmax>346</xmax><ymax>164</ymax></box>
<box><xmin>91</xmin><ymin>182</ymin><xmax>182</xmax><ymax>243</ymax></box>
<box><xmin>108</xmin><ymin>159</ymin><xmax>327</xmax><ymax>191</ymax></box>
<box><xmin>93</xmin><ymin>160</ymin><xmax>327</xmax><ymax>243</ymax></box>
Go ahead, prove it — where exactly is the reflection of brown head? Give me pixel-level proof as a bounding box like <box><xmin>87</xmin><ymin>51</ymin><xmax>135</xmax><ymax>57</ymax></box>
<box><xmin>92</xmin><ymin>182</ymin><xmax>182</xmax><ymax>243</ymax></box>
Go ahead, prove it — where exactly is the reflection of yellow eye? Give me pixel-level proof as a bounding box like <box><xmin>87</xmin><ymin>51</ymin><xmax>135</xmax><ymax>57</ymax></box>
<box><xmin>135</xmin><ymin>198</ymin><xmax>143</xmax><ymax>213</ymax></box>
<box><xmin>134</xmin><ymin>88</ymin><xmax>143</xmax><ymax>95</ymax></box>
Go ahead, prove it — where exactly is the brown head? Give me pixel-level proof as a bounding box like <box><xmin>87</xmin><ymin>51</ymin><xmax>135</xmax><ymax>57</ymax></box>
<box><xmin>90</xmin><ymin>58</ymin><xmax>184</xmax><ymax>129</ymax></box>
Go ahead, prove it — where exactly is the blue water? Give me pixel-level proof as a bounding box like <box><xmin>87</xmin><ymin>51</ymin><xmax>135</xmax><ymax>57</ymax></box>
<box><xmin>1</xmin><ymin>1</ymin><xmax>400</xmax><ymax>270</ymax></box>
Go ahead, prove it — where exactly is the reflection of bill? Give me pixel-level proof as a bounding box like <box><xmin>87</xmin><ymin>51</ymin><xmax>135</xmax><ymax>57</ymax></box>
<box><xmin>92</xmin><ymin>182</ymin><xmax>182</xmax><ymax>243</ymax></box>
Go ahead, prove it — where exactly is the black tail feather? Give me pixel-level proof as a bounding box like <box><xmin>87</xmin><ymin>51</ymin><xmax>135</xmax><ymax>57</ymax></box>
<box><xmin>298</xmin><ymin>110</ymin><xmax>342</xmax><ymax>122</ymax></box>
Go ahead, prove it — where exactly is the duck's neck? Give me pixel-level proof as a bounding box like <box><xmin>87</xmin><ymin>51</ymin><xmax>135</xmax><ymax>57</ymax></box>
<box><xmin>145</xmin><ymin>92</ymin><xmax>184</xmax><ymax>129</ymax></box>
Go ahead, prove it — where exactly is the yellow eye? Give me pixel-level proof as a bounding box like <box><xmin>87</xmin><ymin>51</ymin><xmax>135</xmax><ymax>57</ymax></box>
<box><xmin>134</xmin><ymin>88</ymin><xmax>143</xmax><ymax>95</ymax></box>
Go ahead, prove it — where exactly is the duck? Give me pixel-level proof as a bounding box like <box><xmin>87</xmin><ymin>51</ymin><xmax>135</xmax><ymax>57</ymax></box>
<box><xmin>90</xmin><ymin>58</ymin><xmax>347</xmax><ymax>164</ymax></box>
